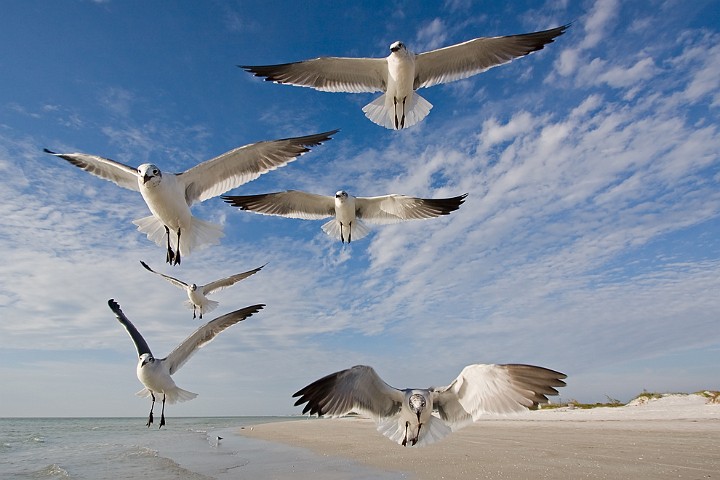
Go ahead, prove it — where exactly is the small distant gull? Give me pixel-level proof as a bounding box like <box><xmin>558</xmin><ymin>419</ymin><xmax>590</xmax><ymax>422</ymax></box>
<box><xmin>223</xmin><ymin>190</ymin><xmax>467</xmax><ymax>243</ymax></box>
<box><xmin>293</xmin><ymin>364</ymin><xmax>566</xmax><ymax>447</ymax></box>
<box><xmin>240</xmin><ymin>25</ymin><xmax>568</xmax><ymax>129</ymax></box>
<box><xmin>44</xmin><ymin>129</ymin><xmax>337</xmax><ymax>265</ymax></box>
<box><xmin>108</xmin><ymin>299</ymin><xmax>264</xmax><ymax>428</ymax></box>
<box><xmin>140</xmin><ymin>261</ymin><xmax>265</xmax><ymax>319</ymax></box>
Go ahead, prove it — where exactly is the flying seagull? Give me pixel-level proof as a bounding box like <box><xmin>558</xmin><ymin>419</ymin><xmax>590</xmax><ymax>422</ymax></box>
<box><xmin>293</xmin><ymin>364</ymin><xmax>566</xmax><ymax>447</ymax></box>
<box><xmin>44</xmin><ymin>129</ymin><xmax>338</xmax><ymax>265</ymax></box>
<box><xmin>108</xmin><ymin>299</ymin><xmax>265</xmax><ymax>428</ymax></box>
<box><xmin>240</xmin><ymin>25</ymin><xmax>568</xmax><ymax>129</ymax></box>
<box><xmin>223</xmin><ymin>190</ymin><xmax>467</xmax><ymax>243</ymax></box>
<box><xmin>140</xmin><ymin>261</ymin><xmax>265</xmax><ymax>319</ymax></box>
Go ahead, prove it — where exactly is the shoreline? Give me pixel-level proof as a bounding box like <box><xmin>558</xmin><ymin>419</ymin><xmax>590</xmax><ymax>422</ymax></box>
<box><xmin>237</xmin><ymin>396</ymin><xmax>720</xmax><ymax>479</ymax></box>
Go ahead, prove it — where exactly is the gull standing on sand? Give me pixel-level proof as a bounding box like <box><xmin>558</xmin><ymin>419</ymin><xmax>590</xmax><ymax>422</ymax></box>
<box><xmin>108</xmin><ymin>299</ymin><xmax>265</xmax><ymax>428</ymax></box>
<box><xmin>293</xmin><ymin>364</ymin><xmax>566</xmax><ymax>447</ymax></box>
<box><xmin>44</xmin><ymin>130</ymin><xmax>337</xmax><ymax>265</ymax></box>
<box><xmin>240</xmin><ymin>25</ymin><xmax>568</xmax><ymax>129</ymax></box>
<box><xmin>140</xmin><ymin>261</ymin><xmax>265</xmax><ymax>319</ymax></box>
<box><xmin>223</xmin><ymin>190</ymin><xmax>467</xmax><ymax>243</ymax></box>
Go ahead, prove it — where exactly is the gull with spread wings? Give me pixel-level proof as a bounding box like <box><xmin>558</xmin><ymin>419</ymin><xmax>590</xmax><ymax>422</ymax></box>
<box><xmin>294</xmin><ymin>364</ymin><xmax>566</xmax><ymax>447</ymax></box>
<box><xmin>108</xmin><ymin>299</ymin><xmax>264</xmax><ymax>428</ymax></box>
<box><xmin>241</xmin><ymin>25</ymin><xmax>568</xmax><ymax>129</ymax></box>
<box><xmin>223</xmin><ymin>190</ymin><xmax>467</xmax><ymax>243</ymax></box>
<box><xmin>140</xmin><ymin>261</ymin><xmax>265</xmax><ymax>319</ymax></box>
<box><xmin>44</xmin><ymin>129</ymin><xmax>337</xmax><ymax>265</ymax></box>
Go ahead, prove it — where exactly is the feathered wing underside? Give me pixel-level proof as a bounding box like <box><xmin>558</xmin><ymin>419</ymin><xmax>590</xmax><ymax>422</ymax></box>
<box><xmin>164</xmin><ymin>304</ymin><xmax>265</xmax><ymax>375</ymax></box>
<box><xmin>293</xmin><ymin>365</ymin><xmax>403</xmax><ymax>419</ymax></box>
<box><xmin>222</xmin><ymin>190</ymin><xmax>335</xmax><ymax>220</ymax></box>
<box><xmin>414</xmin><ymin>24</ymin><xmax>569</xmax><ymax>89</ymax></box>
<box><xmin>44</xmin><ymin>149</ymin><xmax>140</xmax><ymax>191</ymax></box>
<box><xmin>133</xmin><ymin>215</ymin><xmax>224</xmax><ymax>257</ymax></box>
<box><xmin>139</xmin><ymin>261</ymin><xmax>190</xmax><ymax>290</ymax></box>
<box><xmin>356</xmin><ymin>194</ymin><xmax>467</xmax><ymax>224</ymax></box>
<box><xmin>433</xmin><ymin>364</ymin><xmax>567</xmax><ymax>430</ymax></box>
<box><xmin>241</xmin><ymin>57</ymin><xmax>388</xmax><ymax>93</ymax></box>
<box><xmin>180</xmin><ymin>130</ymin><xmax>338</xmax><ymax>205</ymax></box>
<box><xmin>202</xmin><ymin>264</ymin><xmax>266</xmax><ymax>295</ymax></box>
<box><xmin>107</xmin><ymin>299</ymin><xmax>152</xmax><ymax>358</ymax></box>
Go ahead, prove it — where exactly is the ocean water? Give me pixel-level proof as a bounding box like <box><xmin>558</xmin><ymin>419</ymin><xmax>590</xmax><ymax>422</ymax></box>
<box><xmin>0</xmin><ymin>417</ymin><xmax>405</xmax><ymax>479</ymax></box>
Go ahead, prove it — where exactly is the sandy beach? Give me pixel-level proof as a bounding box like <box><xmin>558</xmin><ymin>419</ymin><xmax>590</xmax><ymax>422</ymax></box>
<box><xmin>238</xmin><ymin>394</ymin><xmax>720</xmax><ymax>479</ymax></box>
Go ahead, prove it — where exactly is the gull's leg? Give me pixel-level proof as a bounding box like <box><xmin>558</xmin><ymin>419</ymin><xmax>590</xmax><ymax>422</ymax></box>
<box><xmin>340</xmin><ymin>223</ymin><xmax>346</xmax><ymax>244</ymax></box>
<box><xmin>173</xmin><ymin>228</ymin><xmax>182</xmax><ymax>265</ymax></box>
<box><xmin>348</xmin><ymin>222</ymin><xmax>352</xmax><ymax>243</ymax></box>
<box><xmin>164</xmin><ymin>226</ymin><xmax>174</xmax><ymax>264</ymax></box>
<box><xmin>393</xmin><ymin>97</ymin><xmax>399</xmax><ymax>129</ymax></box>
<box><xmin>192</xmin><ymin>305</ymin><xmax>197</xmax><ymax>319</ymax></box>
<box><xmin>159</xmin><ymin>394</ymin><xmax>166</xmax><ymax>429</ymax></box>
<box><xmin>401</xmin><ymin>421</ymin><xmax>409</xmax><ymax>447</ymax></box>
<box><xmin>400</xmin><ymin>97</ymin><xmax>407</xmax><ymax>129</ymax></box>
<box><xmin>146</xmin><ymin>393</ymin><xmax>155</xmax><ymax>427</ymax></box>
<box><xmin>412</xmin><ymin>423</ymin><xmax>422</xmax><ymax>446</ymax></box>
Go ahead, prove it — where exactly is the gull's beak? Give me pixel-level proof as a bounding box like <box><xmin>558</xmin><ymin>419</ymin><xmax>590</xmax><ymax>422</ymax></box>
<box><xmin>143</xmin><ymin>174</ymin><xmax>152</xmax><ymax>184</ymax></box>
<box><xmin>390</xmin><ymin>46</ymin><xmax>399</xmax><ymax>52</ymax></box>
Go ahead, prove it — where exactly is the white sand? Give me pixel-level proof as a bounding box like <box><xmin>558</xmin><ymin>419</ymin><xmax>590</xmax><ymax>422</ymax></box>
<box><xmin>238</xmin><ymin>394</ymin><xmax>720</xmax><ymax>479</ymax></box>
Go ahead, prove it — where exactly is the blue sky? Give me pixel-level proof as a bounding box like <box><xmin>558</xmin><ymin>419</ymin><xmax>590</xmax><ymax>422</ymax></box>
<box><xmin>1</xmin><ymin>0</ymin><xmax>719</xmax><ymax>417</ymax></box>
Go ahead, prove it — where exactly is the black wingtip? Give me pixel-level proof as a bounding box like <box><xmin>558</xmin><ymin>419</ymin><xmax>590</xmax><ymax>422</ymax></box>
<box><xmin>108</xmin><ymin>298</ymin><xmax>121</xmax><ymax>312</ymax></box>
<box><xmin>139</xmin><ymin>260</ymin><xmax>152</xmax><ymax>272</ymax></box>
<box><xmin>43</xmin><ymin>148</ymin><xmax>57</xmax><ymax>155</ymax></box>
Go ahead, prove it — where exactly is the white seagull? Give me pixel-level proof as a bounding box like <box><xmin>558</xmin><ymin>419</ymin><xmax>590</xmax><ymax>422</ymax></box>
<box><xmin>44</xmin><ymin>129</ymin><xmax>337</xmax><ymax>265</ymax></box>
<box><xmin>223</xmin><ymin>190</ymin><xmax>467</xmax><ymax>243</ymax></box>
<box><xmin>293</xmin><ymin>364</ymin><xmax>566</xmax><ymax>447</ymax></box>
<box><xmin>108</xmin><ymin>299</ymin><xmax>265</xmax><ymax>428</ymax></box>
<box><xmin>140</xmin><ymin>260</ymin><xmax>265</xmax><ymax>319</ymax></box>
<box><xmin>240</xmin><ymin>25</ymin><xmax>568</xmax><ymax>129</ymax></box>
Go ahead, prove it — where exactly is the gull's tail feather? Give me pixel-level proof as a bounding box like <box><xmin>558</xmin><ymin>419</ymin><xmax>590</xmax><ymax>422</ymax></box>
<box><xmin>321</xmin><ymin>218</ymin><xmax>371</xmax><ymax>242</ymax></box>
<box><xmin>362</xmin><ymin>92</ymin><xmax>433</xmax><ymax>130</ymax></box>
<box><xmin>135</xmin><ymin>386</ymin><xmax>198</xmax><ymax>405</ymax></box>
<box><xmin>132</xmin><ymin>215</ymin><xmax>224</xmax><ymax>257</ymax></box>
<box><xmin>376</xmin><ymin>415</ymin><xmax>451</xmax><ymax>447</ymax></box>
<box><xmin>184</xmin><ymin>299</ymin><xmax>219</xmax><ymax>315</ymax></box>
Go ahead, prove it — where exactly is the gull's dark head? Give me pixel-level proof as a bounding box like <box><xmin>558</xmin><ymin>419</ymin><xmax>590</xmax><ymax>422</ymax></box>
<box><xmin>390</xmin><ymin>41</ymin><xmax>406</xmax><ymax>53</ymax></box>
<box><xmin>139</xmin><ymin>353</ymin><xmax>155</xmax><ymax>367</ymax></box>
<box><xmin>335</xmin><ymin>190</ymin><xmax>349</xmax><ymax>200</ymax></box>
<box><xmin>138</xmin><ymin>163</ymin><xmax>162</xmax><ymax>185</ymax></box>
<box><xmin>190</xmin><ymin>284</ymin><xmax>198</xmax><ymax>291</ymax></box>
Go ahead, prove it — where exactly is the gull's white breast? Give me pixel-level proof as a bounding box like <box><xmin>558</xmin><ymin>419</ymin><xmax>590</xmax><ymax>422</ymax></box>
<box><xmin>138</xmin><ymin>175</ymin><xmax>192</xmax><ymax>231</ymax></box>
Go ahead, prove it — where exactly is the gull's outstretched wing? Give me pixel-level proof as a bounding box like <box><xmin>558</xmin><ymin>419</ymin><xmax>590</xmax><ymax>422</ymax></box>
<box><xmin>433</xmin><ymin>364</ymin><xmax>566</xmax><ymax>430</ymax></box>
<box><xmin>201</xmin><ymin>264</ymin><xmax>266</xmax><ymax>295</ymax></box>
<box><xmin>414</xmin><ymin>24</ymin><xmax>569</xmax><ymax>89</ymax></box>
<box><xmin>223</xmin><ymin>190</ymin><xmax>336</xmax><ymax>220</ymax></box>
<box><xmin>140</xmin><ymin>261</ymin><xmax>190</xmax><ymax>290</ymax></box>
<box><xmin>163</xmin><ymin>304</ymin><xmax>265</xmax><ymax>375</ymax></box>
<box><xmin>241</xmin><ymin>57</ymin><xmax>387</xmax><ymax>93</ymax></box>
<box><xmin>293</xmin><ymin>365</ymin><xmax>404</xmax><ymax>419</ymax></box>
<box><xmin>108</xmin><ymin>299</ymin><xmax>152</xmax><ymax>358</ymax></box>
<box><xmin>44</xmin><ymin>149</ymin><xmax>140</xmax><ymax>191</ymax></box>
<box><xmin>356</xmin><ymin>193</ymin><xmax>467</xmax><ymax>224</ymax></box>
<box><xmin>179</xmin><ymin>130</ymin><xmax>338</xmax><ymax>205</ymax></box>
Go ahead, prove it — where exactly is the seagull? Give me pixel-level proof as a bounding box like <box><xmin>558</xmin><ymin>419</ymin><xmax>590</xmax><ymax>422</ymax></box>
<box><xmin>222</xmin><ymin>190</ymin><xmax>467</xmax><ymax>243</ymax></box>
<box><xmin>44</xmin><ymin>129</ymin><xmax>338</xmax><ymax>265</ymax></box>
<box><xmin>108</xmin><ymin>299</ymin><xmax>265</xmax><ymax>428</ymax></box>
<box><xmin>240</xmin><ymin>25</ymin><xmax>568</xmax><ymax>129</ymax></box>
<box><xmin>293</xmin><ymin>364</ymin><xmax>566</xmax><ymax>447</ymax></box>
<box><xmin>140</xmin><ymin>261</ymin><xmax>265</xmax><ymax>319</ymax></box>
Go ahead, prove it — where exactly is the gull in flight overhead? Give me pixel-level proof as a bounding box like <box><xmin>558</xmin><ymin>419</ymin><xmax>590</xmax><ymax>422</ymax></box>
<box><xmin>140</xmin><ymin>260</ymin><xmax>265</xmax><ymax>319</ymax></box>
<box><xmin>223</xmin><ymin>190</ymin><xmax>467</xmax><ymax>243</ymax></box>
<box><xmin>294</xmin><ymin>364</ymin><xmax>566</xmax><ymax>447</ymax></box>
<box><xmin>108</xmin><ymin>299</ymin><xmax>265</xmax><ymax>428</ymax></box>
<box><xmin>44</xmin><ymin>129</ymin><xmax>338</xmax><ymax>265</ymax></box>
<box><xmin>240</xmin><ymin>25</ymin><xmax>568</xmax><ymax>129</ymax></box>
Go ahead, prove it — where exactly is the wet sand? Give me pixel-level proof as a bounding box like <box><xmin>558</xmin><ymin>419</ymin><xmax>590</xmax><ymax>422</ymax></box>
<box><xmin>238</xmin><ymin>397</ymin><xmax>720</xmax><ymax>479</ymax></box>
